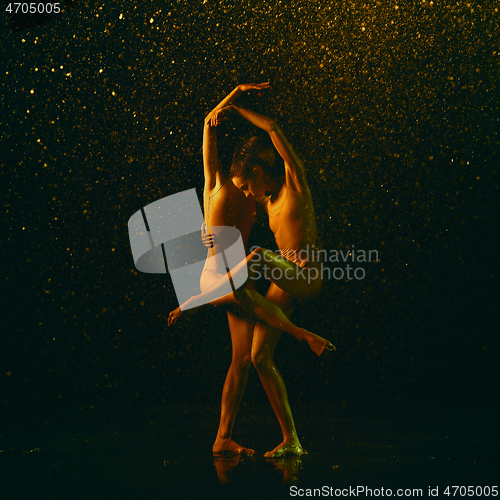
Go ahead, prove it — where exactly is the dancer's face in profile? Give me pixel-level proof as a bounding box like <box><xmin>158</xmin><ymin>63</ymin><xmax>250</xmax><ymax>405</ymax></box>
<box><xmin>232</xmin><ymin>165</ymin><xmax>268</xmax><ymax>202</ymax></box>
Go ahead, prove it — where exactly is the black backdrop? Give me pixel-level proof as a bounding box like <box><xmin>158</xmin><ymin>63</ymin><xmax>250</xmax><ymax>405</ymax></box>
<box><xmin>2</xmin><ymin>0</ymin><xmax>498</xmax><ymax>428</ymax></box>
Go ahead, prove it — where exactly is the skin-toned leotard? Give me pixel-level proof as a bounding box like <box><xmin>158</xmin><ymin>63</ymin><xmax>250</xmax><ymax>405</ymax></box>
<box><xmin>265</xmin><ymin>183</ymin><xmax>318</xmax><ymax>270</ymax></box>
<box><xmin>200</xmin><ymin>182</ymin><xmax>256</xmax><ymax>292</ymax></box>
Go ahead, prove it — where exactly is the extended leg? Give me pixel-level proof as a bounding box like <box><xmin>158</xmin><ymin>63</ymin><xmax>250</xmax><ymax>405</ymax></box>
<box><xmin>213</xmin><ymin>307</ymin><xmax>256</xmax><ymax>455</ymax></box>
<box><xmin>240</xmin><ymin>287</ymin><xmax>334</xmax><ymax>356</ymax></box>
<box><xmin>169</xmin><ymin>270</ymin><xmax>333</xmax><ymax>355</ymax></box>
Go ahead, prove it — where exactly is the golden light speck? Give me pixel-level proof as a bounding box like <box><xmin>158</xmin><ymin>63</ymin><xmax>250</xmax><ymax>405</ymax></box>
<box><xmin>99</xmin><ymin>69</ymin><xmax>103</xmax><ymax>73</ymax></box>
<box><xmin>119</xmin><ymin>13</ymin><xmax>123</xmax><ymax>19</ymax></box>
<box><xmin>150</xmin><ymin>18</ymin><xmax>154</xmax><ymax>23</ymax></box>
<box><xmin>60</xmin><ymin>65</ymin><xmax>63</xmax><ymax>69</ymax></box>
<box><xmin>30</xmin><ymin>89</ymin><xmax>34</xmax><ymax>94</ymax></box>
<box><xmin>7</xmin><ymin>372</ymin><xmax>11</xmax><ymax>376</ymax></box>
<box><xmin>35</xmin><ymin>68</ymin><xmax>38</xmax><ymax>71</ymax></box>
<box><xmin>112</xmin><ymin>91</ymin><xmax>116</xmax><ymax>96</ymax></box>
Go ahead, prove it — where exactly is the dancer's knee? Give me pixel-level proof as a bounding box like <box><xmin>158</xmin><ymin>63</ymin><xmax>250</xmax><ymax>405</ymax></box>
<box><xmin>232</xmin><ymin>354</ymin><xmax>252</xmax><ymax>372</ymax></box>
<box><xmin>251</xmin><ymin>349</ymin><xmax>273</xmax><ymax>371</ymax></box>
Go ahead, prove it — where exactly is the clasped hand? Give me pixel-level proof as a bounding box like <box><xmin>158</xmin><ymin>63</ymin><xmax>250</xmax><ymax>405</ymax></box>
<box><xmin>206</xmin><ymin>81</ymin><xmax>270</xmax><ymax>126</ymax></box>
<box><xmin>201</xmin><ymin>222</ymin><xmax>216</xmax><ymax>248</ymax></box>
<box><xmin>208</xmin><ymin>105</ymin><xmax>235</xmax><ymax>127</ymax></box>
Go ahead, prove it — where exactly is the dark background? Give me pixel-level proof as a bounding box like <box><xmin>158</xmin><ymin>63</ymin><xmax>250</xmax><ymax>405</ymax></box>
<box><xmin>1</xmin><ymin>0</ymin><xmax>498</xmax><ymax>436</ymax></box>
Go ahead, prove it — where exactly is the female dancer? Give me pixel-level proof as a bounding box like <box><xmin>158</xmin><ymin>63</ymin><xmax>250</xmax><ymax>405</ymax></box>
<box><xmin>169</xmin><ymin>83</ymin><xmax>333</xmax><ymax>456</ymax></box>
<box><xmin>169</xmin><ymin>93</ymin><xmax>333</xmax><ymax>457</ymax></box>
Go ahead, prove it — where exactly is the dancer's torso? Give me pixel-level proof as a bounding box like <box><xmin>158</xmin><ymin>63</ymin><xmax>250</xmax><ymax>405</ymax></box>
<box><xmin>266</xmin><ymin>181</ymin><xmax>319</xmax><ymax>267</ymax></box>
<box><xmin>202</xmin><ymin>181</ymin><xmax>256</xmax><ymax>278</ymax></box>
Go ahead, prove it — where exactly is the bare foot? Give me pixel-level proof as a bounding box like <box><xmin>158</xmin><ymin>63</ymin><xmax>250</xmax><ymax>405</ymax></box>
<box><xmin>299</xmin><ymin>329</ymin><xmax>336</xmax><ymax>356</ymax></box>
<box><xmin>264</xmin><ymin>440</ymin><xmax>304</xmax><ymax>458</ymax></box>
<box><xmin>213</xmin><ymin>437</ymin><xmax>255</xmax><ymax>455</ymax></box>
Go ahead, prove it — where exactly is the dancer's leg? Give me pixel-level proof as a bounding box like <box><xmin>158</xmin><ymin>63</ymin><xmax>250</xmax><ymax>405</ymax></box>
<box><xmin>213</xmin><ymin>306</ymin><xmax>255</xmax><ymax>455</ymax></box>
<box><xmin>240</xmin><ymin>287</ymin><xmax>333</xmax><ymax>356</ymax></box>
<box><xmin>251</xmin><ymin>283</ymin><xmax>304</xmax><ymax>458</ymax></box>
<box><xmin>248</xmin><ymin>248</ymin><xmax>323</xmax><ymax>299</ymax></box>
<box><xmin>172</xmin><ymin>247</ymin><xmax>322</xmax><ymax>317</ymax></box>
<box><xmin>170</xmin><ymin>284</ymin><xmax>332</xmax><ymax>355</ymax></box>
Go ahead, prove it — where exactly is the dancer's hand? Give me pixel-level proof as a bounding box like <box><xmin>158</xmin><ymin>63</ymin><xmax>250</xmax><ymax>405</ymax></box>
<box><xmin>208</xmin><ymin>105</ymin><xmax>235</xmax><ymax>127</ymax></box>
<box><xmin>202</xmin><ymin>232</ymin><xmax>216</xmax><ymax>248</ymax></box>
<box><xmin>237</xmin><ymin>82</ymin><xmax>270</xmax><ymax>92</ymax></box>
<box><xmin>201</xmin><ymin>222</ymin><xmax>216</xmax><ymax>248</ymax></box>
<box><xmin>168</xmin><ymin>307</ymin><xmax>182</xmax><ymax>327</ymax></box>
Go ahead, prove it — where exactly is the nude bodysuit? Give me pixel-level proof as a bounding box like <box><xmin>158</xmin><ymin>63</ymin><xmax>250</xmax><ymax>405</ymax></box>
<box><xmin>201</xmin><ymin>182</ymin><xmax>256</xmax><ymax>292</ymax></box>
<box><xmin>266</xmin><ymin>182</ymin><xmax>319</xmax><ymax>269</ymax></box>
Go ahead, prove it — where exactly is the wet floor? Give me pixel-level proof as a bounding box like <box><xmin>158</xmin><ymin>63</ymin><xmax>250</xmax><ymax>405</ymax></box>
<box><xmin>2</xmin><ymin>404</ymin><xmax>497</xmax><ymax>499</ymax></box>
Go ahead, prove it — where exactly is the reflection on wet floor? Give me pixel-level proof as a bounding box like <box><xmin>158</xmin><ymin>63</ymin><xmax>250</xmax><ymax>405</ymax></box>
<box><xmin>1</xmin><ymin>405</ymin><xmax>498</xmax><ymax>499</ymax></box>
<box><xmin>213</xmin><ymin>454</ymin><xmax>301</xmax><ymax>485</ymax></box>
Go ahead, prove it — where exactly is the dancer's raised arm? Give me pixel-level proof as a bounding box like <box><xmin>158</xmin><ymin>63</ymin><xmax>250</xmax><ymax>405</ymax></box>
<box><xmin>203</xmin><ymin>117</ymin><xmax>223</xmax><ymax>192</ymax></box>
<box><xmin>223</xmin><ymin>105</ymin><xmax>308</xmax><ymax>194</ymax></box>
<box><xmin>203</xmin><ymin>83</ymin><xmax>270</xmax><ymax>191</ymax></box>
